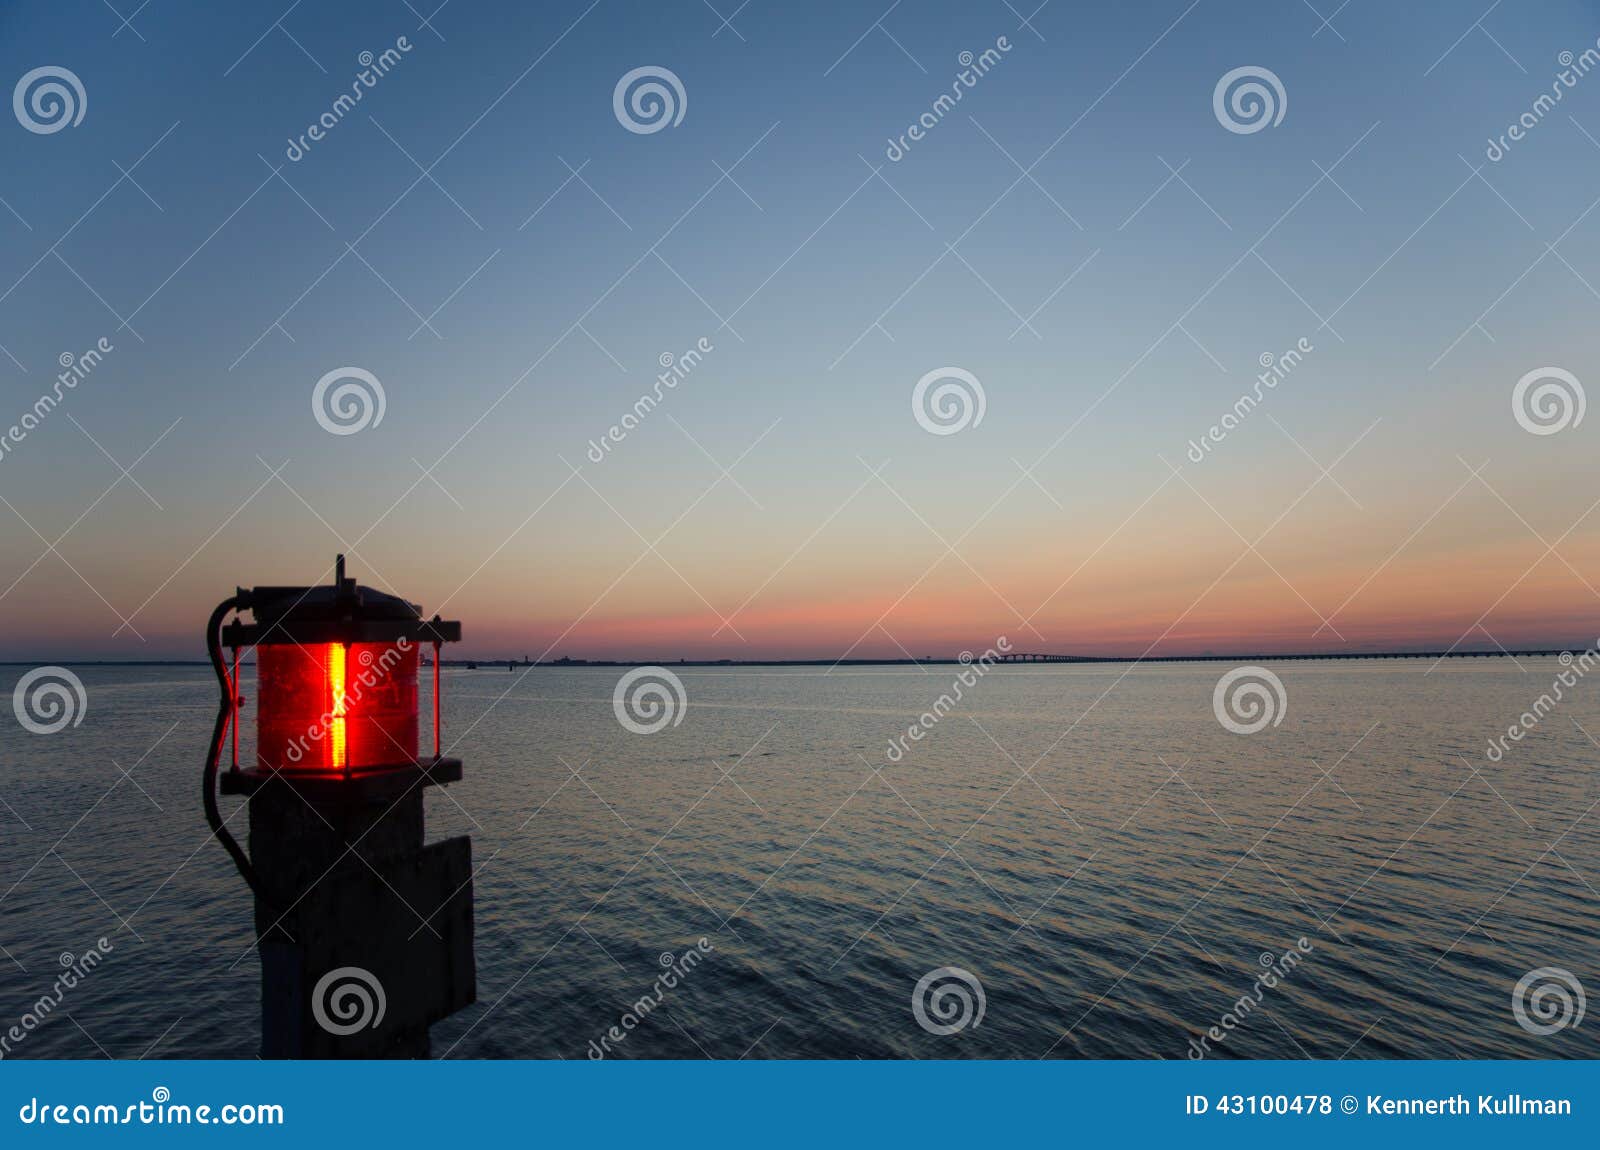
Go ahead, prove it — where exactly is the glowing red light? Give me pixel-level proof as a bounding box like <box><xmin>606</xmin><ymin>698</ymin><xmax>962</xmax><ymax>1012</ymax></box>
<box><xmin>256</xmin><ymin>642</ymin><xmax>419</xmax><ymax>773</ymax></box>
<box><xmin>327</xmin><ymin>643</ymin><xmax>348</xmax><ymax>770</ymax></box>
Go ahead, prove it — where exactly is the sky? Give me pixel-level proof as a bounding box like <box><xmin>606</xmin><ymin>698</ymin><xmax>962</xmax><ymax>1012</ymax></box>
<box><xmin>3</xmin><ymin>0</ymin><xmax>1600</xmax><ymax>660</ymax></box>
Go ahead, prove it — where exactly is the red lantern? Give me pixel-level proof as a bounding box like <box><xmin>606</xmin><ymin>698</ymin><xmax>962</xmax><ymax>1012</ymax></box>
<box><xmin>206</xmin><ymin>555</ymin><xmax>461</xmax><ymax>794</ymax></box>
<box><xmin>255</xmin><ymin>641</ymin><xmax>420</xmax><ymax>772</ymax></box>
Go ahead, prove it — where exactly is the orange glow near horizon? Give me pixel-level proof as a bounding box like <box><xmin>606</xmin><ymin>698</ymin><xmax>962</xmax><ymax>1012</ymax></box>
<box><xmin>454</xmin><ymin>537</ymin><xmax>1600</xmax><ymax>662</ymax></box>
<box><xmin>11</xmin><ymin>478</ymin><xmax>1600</xmax><ymax>662</ymax></box>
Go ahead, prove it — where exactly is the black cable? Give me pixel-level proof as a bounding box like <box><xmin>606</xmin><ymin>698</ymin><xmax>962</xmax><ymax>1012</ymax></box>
<box><xmin>203</xmin><ymin>593</ymin><xmax>265</xmax><ymax>901</ymax></box>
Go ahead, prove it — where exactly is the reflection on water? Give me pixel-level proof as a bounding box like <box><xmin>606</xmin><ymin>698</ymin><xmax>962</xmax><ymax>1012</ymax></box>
<box><xmin>0</xmin><ymin>661</ymin><xmax>1596</xmax><ymax>1059</ymax></box>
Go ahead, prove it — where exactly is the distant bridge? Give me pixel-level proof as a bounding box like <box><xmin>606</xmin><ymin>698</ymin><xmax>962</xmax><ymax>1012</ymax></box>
<box><xmin>994</xmin><ymin>650</ymin><xmax>1580</xmax><ymax>664</ymax></box>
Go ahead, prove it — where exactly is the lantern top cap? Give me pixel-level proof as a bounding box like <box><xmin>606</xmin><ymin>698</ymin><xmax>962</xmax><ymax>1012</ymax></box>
<box><xmin>220</xmin><ymin>554</ymin><xmax>461</xmax><ymax>647</ymax></box>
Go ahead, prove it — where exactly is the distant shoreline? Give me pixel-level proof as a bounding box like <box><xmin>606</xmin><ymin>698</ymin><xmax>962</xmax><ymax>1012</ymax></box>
<box><xmin>0</xmin><ymin>649</ymin><xmax>1585</xmax><ymax>668</ymax></box>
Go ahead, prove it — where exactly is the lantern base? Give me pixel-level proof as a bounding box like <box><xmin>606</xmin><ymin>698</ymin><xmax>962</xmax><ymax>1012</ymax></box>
<box><xmin>243</xmin><ymin>764</ymin><xmax>475</xmax><ymax>1059</ymax></box>
<box><xmin>220</xmin><ymin>755</ymin><xmax>462</xmax><ymax>804</ymax></box>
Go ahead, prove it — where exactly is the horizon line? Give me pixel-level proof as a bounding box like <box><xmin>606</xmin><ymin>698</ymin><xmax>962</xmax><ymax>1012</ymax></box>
<box><xmin>2</xmin><ymin>645</ymin><xmax>1589</xmax><ymax>668</ymax></box>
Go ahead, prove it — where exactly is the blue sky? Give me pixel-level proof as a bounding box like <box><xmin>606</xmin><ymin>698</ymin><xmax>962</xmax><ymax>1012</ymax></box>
<box><xmin>4</xmin><ymin>1</ymin><xmax>1600</xmax><ymax>658</ymax></box>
